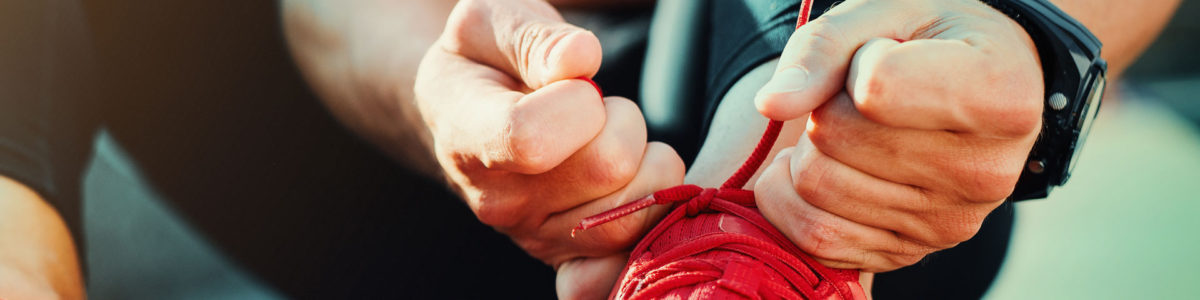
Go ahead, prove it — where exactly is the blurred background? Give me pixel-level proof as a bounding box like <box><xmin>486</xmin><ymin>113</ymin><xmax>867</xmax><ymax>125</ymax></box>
<box><xmin>987</xmin><ymin>1</ymin><xmax>1200</xmax><ymax>298</ymax></box>
<box><xmin>14</xmin><ymin>0</ymin><xmax>1198</xmax><ymax>299</ymax></box>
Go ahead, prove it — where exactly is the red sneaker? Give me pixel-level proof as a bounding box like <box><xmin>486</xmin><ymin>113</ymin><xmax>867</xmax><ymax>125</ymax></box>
<box><xmin>571</xmin><ymin>2</ymin><xmax>866</xmax><ymax>298</ymax></box>
<box><xmin>575</xmin><ymin>122</ymin><xmax>866</xmax><ymax>299</ymax></box>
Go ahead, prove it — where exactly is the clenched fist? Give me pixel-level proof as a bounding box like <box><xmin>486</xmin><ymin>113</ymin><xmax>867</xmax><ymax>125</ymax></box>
<box><xmin>753</xmin><ymin>0</ymin><xmax>1042</xmax><ymax>273</ymax></box>
<box><xmin>415</xmin><ymin>0</ymin><xmax>683</xmax><ymax>298</ymax></box>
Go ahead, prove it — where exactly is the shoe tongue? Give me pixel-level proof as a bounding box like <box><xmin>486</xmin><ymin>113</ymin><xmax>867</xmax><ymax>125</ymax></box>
<box><xmin>648</xmin><ymin>208</ymin><xmax>772</xmax><ymax>255</ymax></box>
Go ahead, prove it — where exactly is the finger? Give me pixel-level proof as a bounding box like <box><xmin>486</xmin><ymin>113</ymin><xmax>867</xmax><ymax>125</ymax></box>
<box><xmin>442</xmin><ymin>0</ymin><xmax>601</xmax><ymax>89</ymax></box>
<box><xmin>755</xmin><ymin>150</ymin><xmax>930</xmax><ymax>272</ymax></box>
<box><xmin>808</xmin><ymin>92</ymin><xmax>1027</xmax><ymax>202</ymax></box>
<box><xmin>538</xmin><ymin>142</ymin><xmax>685</xmax><ymax>264</ymax></box>
<box><xmin>556</xmin><ymin>254</ymin><xmax>627</xmax><ymax>300</ymax></box>
<box><xmin>806</xmin><ymin>91</ymin><xmax>948</xmax><ymax>187</ymax></box>
<box><xmin>846</xmin><ymin>38</ymin><xmax>1041</xmax><ymax>135</ymax></box>
<box><xmin>418</xmin><ymin>41</ymin><xmax>606</xmax><ymax>175</ymax></box>
<box><xmin>524</xmin><ymin>96</ymin><xmax>649</xmax><ymax>214</ymax></box>
<box><xmin>858</xmin><ymin>272</ymin><xmax>875</xmax><ymax>296</ymax></box>
<box><xmin>787</xmin><ymin>138</ymin><xmax>984</xmax><ymax>249</ymax></box>
<box><xmin>754</xmin><ymin>2</ymin><xmax>908</xmax><ymax>121</ymax></box>
<box><xmin>469</xmin><ymin>96</ymin><xmax>639</xmax><ymax>231</ymax></box>
<box><xmin>489</xmin><ymin>79</ymin><xmax>608</xmax><ymax>174</ymax></box>
<box><xmin>417</xmin><ymin>51</ymin><xmax>607</xmax><ymax>232</ymax></box>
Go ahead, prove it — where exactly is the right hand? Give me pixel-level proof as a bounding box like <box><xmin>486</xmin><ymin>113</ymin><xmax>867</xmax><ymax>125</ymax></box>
<box><xmin>414</xmin><ymin>0</ymin><xmax>685</xmax><ymax>298</ymax></box>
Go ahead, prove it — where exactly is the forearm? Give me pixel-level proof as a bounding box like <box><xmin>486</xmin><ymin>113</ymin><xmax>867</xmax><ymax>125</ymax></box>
<box><xmin>282</xmin><ymin>0</ymin><xmax>454</xmax><ymax>178</ymax></box>
<box><xmin>1051</xmin><ymin>0</ymin><xmax>1180</xmax><ymax>79</ymax></box>
<box><xmin>547</xmin><ymin>0</ymin><xmax>655</xmax><ymax>9</ymax></box>
<box><xmin>687</xmin><ymin>59</ymin><xmax>806</xmax><ymax>187</ymax></box>
<box><xmin>0</xmin><ymin>176</ymin><xmax>84</xmax><ymax>299</ymax></box>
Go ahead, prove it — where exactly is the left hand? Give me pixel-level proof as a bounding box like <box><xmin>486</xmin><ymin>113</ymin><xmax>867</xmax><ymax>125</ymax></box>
<box><xmin>753</xmin><ymin>0</ymin><xmax>1043</xmax><ymax>272</ymax></box>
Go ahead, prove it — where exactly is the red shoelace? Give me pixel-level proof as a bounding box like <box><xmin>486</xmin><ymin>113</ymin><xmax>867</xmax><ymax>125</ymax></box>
<box><xmin>572</xmin><ymin>1</ymin><xmax>867</xmax><ymax>298</ymax></box>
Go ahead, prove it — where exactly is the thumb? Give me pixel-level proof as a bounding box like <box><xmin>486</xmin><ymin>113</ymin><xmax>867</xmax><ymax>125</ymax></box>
<box><xmin>753</xmin><ymin>2</ymin><xmax>904</xmax><ymax>121</ymax></box>
<box><xmin>443</xmin><ymin>0</ymin><xmax>601</xmax><ymax>89</ymax></box>
<box><xmin>556</xmin><ymin>254</ymin><xmax>628</xmax><ymax>300</ymax></box>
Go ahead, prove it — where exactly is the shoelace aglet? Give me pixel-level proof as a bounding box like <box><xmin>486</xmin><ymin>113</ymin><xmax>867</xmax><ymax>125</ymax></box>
<box><xmin>571</xmin><ymin>194</ymin><xmax>659</xmax><ymax>238</ymax></box>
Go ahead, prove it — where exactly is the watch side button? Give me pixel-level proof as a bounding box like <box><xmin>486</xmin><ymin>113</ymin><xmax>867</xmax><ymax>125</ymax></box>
<box><xmin>1028</xmin><ymin>159</ymin><xmax>1046</xmax><ymax>174</ymax></box>
<box><xmin>1049</xmin><ymin>93</ymin><xmax>1068</xmax><ymax>110</ymax></box>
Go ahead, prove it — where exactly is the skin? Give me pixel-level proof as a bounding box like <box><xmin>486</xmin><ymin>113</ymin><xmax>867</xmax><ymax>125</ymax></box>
<box><xmin>0</xmin><ymin>176</ymin><xmax>84</xmax><ymax>299</ymax></box>
<box><xmin>281</xmin><ymin>0</ymin><xmax>1178</xmax><ymax>298</ymax></box>
<box><xmin>284</xmin><ymin>0</ymin><xmax>683</xmax><ymax>298</ymax></box>
<box><xmin>1</xmin><ymin>0</ymin><xmax>1176</xmax><ymax>298</ymax></box>
<box><xmin>751</xmin><ymin>0</ymin><xmax>1180</xmax><ymax>275</ymax></box>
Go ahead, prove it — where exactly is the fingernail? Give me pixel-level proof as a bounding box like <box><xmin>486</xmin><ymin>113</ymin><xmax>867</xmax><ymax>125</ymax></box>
<box><xmin>757</xmin><ymin>67</ymin><xmax>810</xmax><ymax>97</ymax></box>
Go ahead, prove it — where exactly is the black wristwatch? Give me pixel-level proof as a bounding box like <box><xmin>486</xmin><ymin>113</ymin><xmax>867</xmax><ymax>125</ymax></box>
<box><xmin>980</xmin><ymin>0</ymin><xmax>1108</xmax><ymax>201</ymax></box>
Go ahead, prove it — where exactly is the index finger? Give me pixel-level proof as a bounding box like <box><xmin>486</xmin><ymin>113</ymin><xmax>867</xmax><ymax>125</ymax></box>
<box><xmin>754</xmin><ymin>1</ymin><xmax>907</xmax><ymax>121</ymax></box>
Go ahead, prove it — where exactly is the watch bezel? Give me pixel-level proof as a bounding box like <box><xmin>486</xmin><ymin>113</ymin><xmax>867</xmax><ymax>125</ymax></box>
<box><xmin>984</xmin><ymin>0</ymin><xmax>1107</xmax><ymax>201</ymax></box>
<box><xmin>1061</xmin><ymin>61</ymin><xmax>1107</xmax><ymax>184</ymax></box>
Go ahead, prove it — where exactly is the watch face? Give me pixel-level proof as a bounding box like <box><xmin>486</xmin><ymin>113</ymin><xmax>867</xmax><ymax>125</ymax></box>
<box><xmin>1067</xmin><ymin>71</ymin><xmax>1106</xmax><ymax>177</ymax></box>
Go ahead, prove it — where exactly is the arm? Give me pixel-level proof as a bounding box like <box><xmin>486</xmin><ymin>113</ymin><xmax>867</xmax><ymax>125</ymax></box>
<box><xmin>284</xmin><ymin>1</ymin><xmax>676</xmax><ymax>299</ymax></box>
<box><xmin>0</xmin><ymin>176</ymin><xmax>84</xmax><ymax>299</ymax></box>
<box><xmin>735</xmin><ymin>0</ymin><xmax>1179</xmax><ymax>273</ymax></box>
<box><xmin>1053</xmin><ymin>0</ymin><xmax>1181</xmax><ymax>80</ymax></box>
<box><xmin>281</xmin><ymin>0</ymin><xmax>658</xmax><ymax>179</ymax></box>
<box><xmin>281</xmin><ymin>0</ymin><xmax>455</xmax><ymax>177</ymax></box>
<box><xmin>685</xmin><ymin>58</ymin><xmax>804</xmax><ymax>187</ymax></box>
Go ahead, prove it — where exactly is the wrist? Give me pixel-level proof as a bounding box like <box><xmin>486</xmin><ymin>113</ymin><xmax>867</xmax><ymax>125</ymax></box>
<box><xmin>979</xmin><ymin>0</ymin><xmax>1108</xmax><ymax>200</ymax></box>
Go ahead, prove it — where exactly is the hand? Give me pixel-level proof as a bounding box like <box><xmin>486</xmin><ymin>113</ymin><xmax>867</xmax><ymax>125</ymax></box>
<box><xmin>414</xmin><ymin>0</ymin><xmax>684</xmax><ymax>298</ymax></box>
<box><xmin>753</xmin><ymin>0</ymin><xmax>1043</xmax><ymax>272</ymax></box>
<box><xmin>0</xmin><ymin>177</ymin><xmax>84</xmax><ymax>299</ymax></box>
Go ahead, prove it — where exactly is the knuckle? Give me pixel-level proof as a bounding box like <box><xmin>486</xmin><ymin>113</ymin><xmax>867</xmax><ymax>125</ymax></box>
<box><xmin>608</xmin><ymin>149</ymin><xmax>641</xmax><ymax>183</ymax></box>
<box><xmin>806</xmin><ymin>109</ymin><xmax>844</xmax><ymax>151</ymax></box>
<box><xmin>504</xmin><ymin>118</ymin><xmax>557</xmax><ymax>173</ymax></box>
<box><xmin>795</xmin><ymin>221</ymin><xmax>844</xmax><ymax>260</ymax></box>
<box><xmin>585</xmin><ymin>148</ymin><xmax>640</xmax><ymax>190</ymax></box>
<box><xmin>473</xmin><ymin>194</ymin><xmax>525</xmax><ymax>228</ymax></box>
<box><xmin>793</xmin><ymin>164</ymin><xmax>831</xmax><ymax>209</ymax></box>
<box><xmin>894</xmin><ymin>237</ymin><xmax>936</xmax><ymax>257</ymax></box>
<box><xmin>933</xmin><ymin>211</ymin><xmax>985</xmax><ymax>246</ymax></box>
<box><xmin>853</xmin><ymin>67</ymin><xmax>895</xmax><ymax>123</ymax></box>
<box><xmin>513</xmin><ymin>237</ymin><xmax>554</xmax><ymax>262</ymax></box>
<box><xmin>976</xmin><ymin>57</ymin><xmax>1044</xmax><ymax>137</ymax></box>
<box><xmin>977</xmin><ymin>96</ymin><xmax>1042</xmax><ymax>138</ymax></box>
<box><xmin>943</xmin><ymin>224</ymin><xmax>981</xmax><ymax>247</ymax></box>
<box><xmin>442</xmin><ymin>0</ymin><xmax>486</xmax><ymax>51</ymax></box>
<box><xmin>960</xmin><ymin>159</ymin><xmax>1021</xmax><ymax>201</ymax></box>
<box><xmin>1004</xmin><ymin>94</ymin><xmax>1044</xmax><ymax>136</ymax></box>
<box><xmin>883</xmin><ymin>253</ymin><xmax>925</xmax><ymax>270</ymax></box>
<box><xmin>802</xmin><ymin>18</ymin><xmax>849</xmax><ymax>59</ymax></box>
